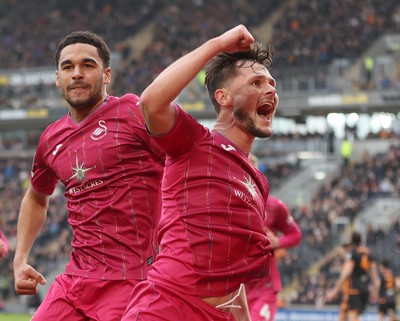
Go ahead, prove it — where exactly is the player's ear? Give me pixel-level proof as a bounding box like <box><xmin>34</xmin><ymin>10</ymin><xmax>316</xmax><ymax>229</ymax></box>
<box><xmin>215</xmin><ymin>88</ymin><xmax>231</xmax><ymax>107</ymax></box>
<box><xmin>55</xmin><ymin>70</ymin><xmax>61</xmax><ymax>88</ymax></box>
<box><xmin>103</xmin><ymin>67</ymin><xmax>111</xmax><ymax>85</ymax></box>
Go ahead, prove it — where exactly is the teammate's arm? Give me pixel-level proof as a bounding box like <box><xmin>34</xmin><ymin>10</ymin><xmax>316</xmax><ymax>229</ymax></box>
<box><xmin>13</xmin><ymin>185</ymin><xmax>48</xmax><ymax>295</ymax></box>
<box><xmin>273</xmin><ymin>201</ymin><xmax>302</xmax><ymax>249</ymax></box>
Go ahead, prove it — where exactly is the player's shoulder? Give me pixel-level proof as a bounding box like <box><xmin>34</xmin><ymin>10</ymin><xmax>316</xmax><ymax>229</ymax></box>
<box><xmin>348</xmin><ymin>246</ymin><xmax>358</xmax><ymax>257</ymax></box>
<box><xmin>267</xmin><ymin>195</ymin><xmax>280</xmax><ymax>206</ymax></box>
<box><xmin>349</xmin><ymin>246</ymin><xmax>370</xmax><ymax>260</ymax></box>
<box><xmin>267</xmin><ymin>195</ymin><xmax>288</xmax><ymax>211</ymax></box>
<box><xmin>357</xmin><ymin>245</ymin><xmax>371</xmax><ymax>255</ymax></box>
<box><xmin>106</xmin><ymin>94</ymin><xmax>145</xmax><ymax>122</ymax></box>
<box><xmin>118</xmin><ymin>93</ymin><xmax>140</xmax><ymax>102</ymax></box>
<box><xmin>108</xmin><ymin>93</ymin><xmax>140</xmax><ymax>107</ymax></box>
<box><xmin>41</xmin><ymin>113</ymin><xmax>70</xmax><ymax>136</ymax></box>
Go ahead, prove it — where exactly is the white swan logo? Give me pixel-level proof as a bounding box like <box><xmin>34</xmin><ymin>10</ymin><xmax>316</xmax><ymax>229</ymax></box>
<box><xmin>91</xmin><ymin>120</ymin><xmax>108</xmax><ymax>141</ymax></box>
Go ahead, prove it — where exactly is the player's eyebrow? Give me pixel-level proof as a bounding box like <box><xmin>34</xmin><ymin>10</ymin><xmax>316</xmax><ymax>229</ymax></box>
<box><xmin>60</xmin><ymin>57</ymin><xmax>98</xmax><ymax>67</ymax></box>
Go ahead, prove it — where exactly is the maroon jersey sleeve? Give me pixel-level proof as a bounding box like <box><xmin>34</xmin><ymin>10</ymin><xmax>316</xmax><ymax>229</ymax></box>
<box><xmin>31</xmin><ymin>131</ymin><xmax>60</xmax><ymax>195</ymax></box>
<box><xmin>270</xmin><ymin>197</ymin><xmax>302</xmax><ymax>249</ymax></box>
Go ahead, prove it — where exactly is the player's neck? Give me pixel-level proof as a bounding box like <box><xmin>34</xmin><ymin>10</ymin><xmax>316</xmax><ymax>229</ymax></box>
<box><xmin>213</xmin><ymin>123</ymin><xmax>254</xmax><ymax>155</ymax></box>
<box><xmin>69</xmin><ymin>94</ymin><xmax>108</xmax><ymax>123</ymax></box>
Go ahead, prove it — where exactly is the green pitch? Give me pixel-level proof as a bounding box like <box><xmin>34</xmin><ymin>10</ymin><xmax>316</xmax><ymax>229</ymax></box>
<box><xmin>0</xmin><ymin>313</ymin><xmax>31</xmax><ymax>321</ymax></box>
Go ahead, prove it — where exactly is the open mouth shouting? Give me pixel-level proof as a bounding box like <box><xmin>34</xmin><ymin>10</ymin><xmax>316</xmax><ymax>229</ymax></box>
<box><xmin>256</xmin><ymin>101</ymin><xmax>275</xmax><ymax>123</ymax></box>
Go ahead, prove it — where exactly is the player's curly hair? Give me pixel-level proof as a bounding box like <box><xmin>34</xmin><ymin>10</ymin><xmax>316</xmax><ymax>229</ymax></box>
<box><xmin>204</xmin><ymin>42</ymin><xmax>273</xmax><ymax>114</ymax></box>
<box><xmin>55</xmin><ymin>31</ymin><xmax>111</xmax><ymax>69</ymax></box>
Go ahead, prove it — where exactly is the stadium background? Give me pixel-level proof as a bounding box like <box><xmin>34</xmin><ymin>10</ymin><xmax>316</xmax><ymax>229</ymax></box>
<box><xmin>0</xmin><ymin>0</ymin><xmax>400</xmax><ymax>319</ymax></box>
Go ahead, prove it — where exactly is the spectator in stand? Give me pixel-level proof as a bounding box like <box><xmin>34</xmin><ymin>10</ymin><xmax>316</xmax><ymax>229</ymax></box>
<box><xmin>246</xmin><ymin>154</ymin><xmax>302</xmax><ymax>321</ymax></box>
<box><xmin>13</xmin><ymin>31</ymin><xmax>165</xmax><ymax>321</ymax></box>
<box><xmin>340</xmin><ymin>136</ymin><xmax>353</xmax><ymax>170</ymax></box>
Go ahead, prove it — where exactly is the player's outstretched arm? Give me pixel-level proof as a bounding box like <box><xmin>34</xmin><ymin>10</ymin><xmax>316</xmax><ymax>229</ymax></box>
<box><xmin>326</xmin><ymin>256</ymin><xmax>354</xmax><ymax>302</ymax></box>
<box><xmin>13</xmin><ymin>186</ymin><xmax>48</xmax><ymax>295</ymax></box>
<box><xmin>274</xmin><ymin>200</ymin><xmax>302</xmax><ymax>249</ymax></box>
<box><xmin>369</xmin><ymin>260</ymin><xmax>380</xmax><ymax>303</ymax></box>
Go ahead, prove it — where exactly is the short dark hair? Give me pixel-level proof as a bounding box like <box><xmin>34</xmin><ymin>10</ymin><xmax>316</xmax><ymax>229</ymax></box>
<box><xmin>204</xmin><ymin>42</ymin><xmax>273</xmax><ymax>114</ymax></box>
<box><xmin>381</xmin><ymin>259</ymin><xmax>390</xmax><ymax>269</ymax></box>
<box><xmin>350</xmin><ymin>231</ymin><xmax>362</xmax><ymax>246</ymax></box>
<box><xmin>55</xmin><ymin>31</ymin><xmax>111</xmax><ymax>68</ymax></box>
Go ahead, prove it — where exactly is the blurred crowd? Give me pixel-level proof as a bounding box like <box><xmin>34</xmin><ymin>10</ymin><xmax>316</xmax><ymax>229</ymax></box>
<box><xmin>0</xmin><ymin>0</ymin><xmax>169</xmax><ymax>109</ymax></box>
<box><xmin>1</xmin><ymin>0</ymin><xmax>399</xmax><ymax>110</ymax></box>
<box><xmin>0</xmin><ymin>0</ymin><xmax>280</xmax><ymax>110</ymax></box>
<box><xmin>271</xmin><ymin>0</ymin><xmax>400</xmax><ymax>67</ymax></box>
<box><xmin>279</xmin><ymin>140</ymin><xmax>400</xmax><ymax>306</ymax></box>
<box><xmin>2</xmin><ymin>0</ymin><xmax>398</xmax><ymax>71</ymax></box>
<box><xmin>107</xmin><ymin>0</ymin><xmax>400</xmax><ymax>95</ymax></box>
<box><xmin>0</xmin><ymin>0</ymin><xmax>167</xmax><ymax>69</ymax></box>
